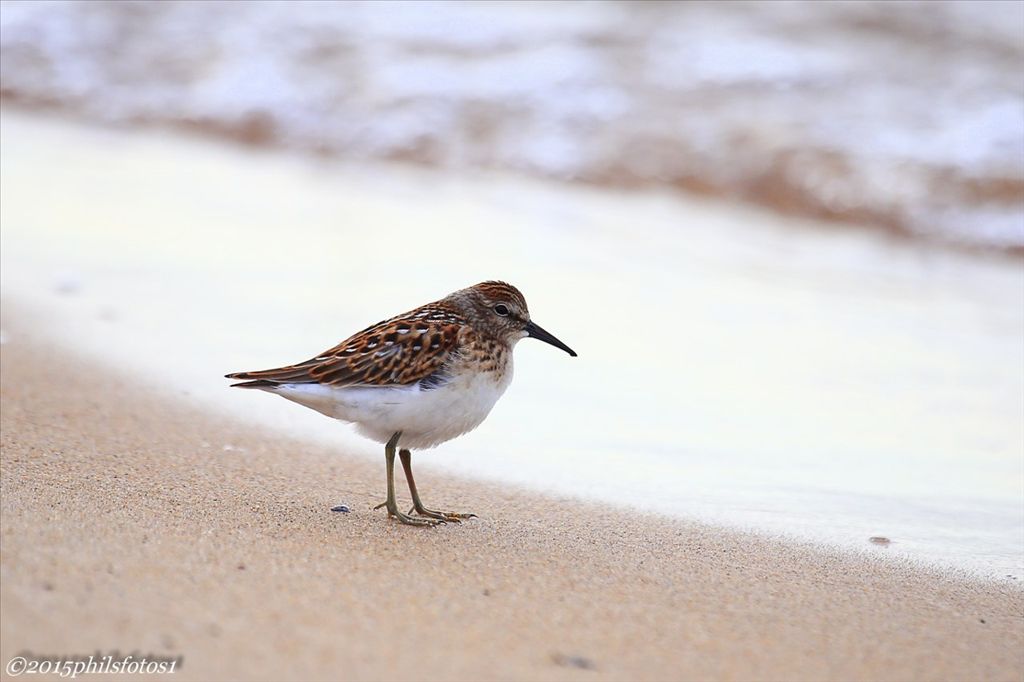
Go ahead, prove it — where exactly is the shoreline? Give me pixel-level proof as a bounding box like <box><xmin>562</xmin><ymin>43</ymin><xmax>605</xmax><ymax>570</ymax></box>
<box><xmin>2</xmin><ymin>108</ymin><xmax>1021</xmax><ymax>582</ymax></box>
<box><xmin>2</xmin><ymin>303</ymin><xmax>1022</xmax><ymax>681</ymax></box>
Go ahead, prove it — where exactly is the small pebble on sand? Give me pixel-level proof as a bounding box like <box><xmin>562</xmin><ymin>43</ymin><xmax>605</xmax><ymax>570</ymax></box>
<box><xmin>552</xmin><ymin>653</ymin><xmax>596</xmax><ymax>671</ymax></box>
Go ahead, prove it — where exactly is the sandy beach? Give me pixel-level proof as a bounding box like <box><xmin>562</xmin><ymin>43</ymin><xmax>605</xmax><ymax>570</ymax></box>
<box><xmin>1</xmin><ymin>301</ymin><xmax>1022</xmax><ymax>682</ymax></box>
<box><xmin>2</xmin><ymin>3</ymin><xmax>1023</xmax><ymax>679</ymax></box>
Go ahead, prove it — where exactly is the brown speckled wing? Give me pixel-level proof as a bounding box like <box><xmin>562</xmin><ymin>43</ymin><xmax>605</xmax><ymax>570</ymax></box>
<box><xmin>226</xmin><ymin>305</ymin><xmax>464</xmax><ymax>388</ymax></box>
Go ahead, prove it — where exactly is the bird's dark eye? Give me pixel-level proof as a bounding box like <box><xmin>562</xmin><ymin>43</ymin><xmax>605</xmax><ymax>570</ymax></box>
<box><xmin>493</xmin><ymin>304</ymin><xmax>510</xmax><ymax>317</ymax></box>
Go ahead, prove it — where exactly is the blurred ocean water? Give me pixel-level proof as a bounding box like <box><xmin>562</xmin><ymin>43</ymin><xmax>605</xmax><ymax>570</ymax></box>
<box><xmin>2</xmin><ymin>111</ymin><xmax>1021</xmax><ymax>579</ymax></box>
<box><xmin>2</xmin><ymin>0</ymin><xmax>1022</xmax><ymax>251</ymax></box>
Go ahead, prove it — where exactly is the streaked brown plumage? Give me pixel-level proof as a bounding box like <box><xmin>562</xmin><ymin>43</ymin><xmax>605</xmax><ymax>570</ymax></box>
<box><xmin>227</xmin><ymin>304</ymin><xmax>464</xmax><ymax>388</ymax></box>
<box><xmin>225</xmin><ymin>281</ymin><xmax>576</xmax><ymax>526</ymax></box>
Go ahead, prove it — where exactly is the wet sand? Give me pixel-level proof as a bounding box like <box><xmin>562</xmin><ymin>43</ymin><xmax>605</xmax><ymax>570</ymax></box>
<box><xmin>1</xmin><ymin>304</ymin><xmax>1022</xmax><ymax>682</ymax></box>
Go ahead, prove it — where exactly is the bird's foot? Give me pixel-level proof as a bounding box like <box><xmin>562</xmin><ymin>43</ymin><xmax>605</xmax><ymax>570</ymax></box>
<box><xmin>408</xmin><ymin>505</ymin><xmax>476</xmax><ymax>523</ymax></box>
<box><xmin>373</xmin><ymin>500</ymin><xmax>446</xmax><ymax>526</ymax></box>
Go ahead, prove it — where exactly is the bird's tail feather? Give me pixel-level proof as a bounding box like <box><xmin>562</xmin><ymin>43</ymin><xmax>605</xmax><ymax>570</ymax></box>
<box><xmin>226</xmin><ymin>378</ymin><xmax>281</xmax><ymax>389</ymax></box>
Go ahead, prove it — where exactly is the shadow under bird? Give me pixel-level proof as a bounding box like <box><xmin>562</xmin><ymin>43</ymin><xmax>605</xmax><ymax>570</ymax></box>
<box><xmin>225</xmin><ymin>281</ymin><xmax>577</xmax><ymax>526</ymax></box>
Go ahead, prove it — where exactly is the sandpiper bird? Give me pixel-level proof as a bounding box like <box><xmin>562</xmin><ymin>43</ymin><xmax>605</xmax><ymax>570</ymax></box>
<box><xmin>225</xmin><ymin>281</ymin><xmax>576</xmax><ymax>526</ymax></box>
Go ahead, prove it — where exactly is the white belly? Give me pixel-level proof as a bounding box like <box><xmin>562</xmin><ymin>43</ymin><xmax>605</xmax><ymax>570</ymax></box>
<box><xmin>267</xmin><ymin>366</ymin><xmax>513</xmax><ymax>450</ymax></box>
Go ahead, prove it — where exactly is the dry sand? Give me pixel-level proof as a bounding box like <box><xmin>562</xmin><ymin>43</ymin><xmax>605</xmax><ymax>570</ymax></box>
<box><xmin>1</xmin><ymin>302</ymin><xmax>1022</xmax><ymax>682</ymax></box>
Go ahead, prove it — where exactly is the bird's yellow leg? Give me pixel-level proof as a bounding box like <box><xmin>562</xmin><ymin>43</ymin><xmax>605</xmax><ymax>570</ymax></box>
<box><xmin>400</xmin><ymin>448</ymin><xmax>476</xmax><ymax>522</ymax></box>
<box><xmin>373</xmin><ymin>432</ymin><xmax>443</xmax><ymax>527</ymax></box>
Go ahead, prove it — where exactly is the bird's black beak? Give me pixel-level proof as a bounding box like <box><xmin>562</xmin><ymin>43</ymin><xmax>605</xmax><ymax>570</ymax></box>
<box><xmin>525</xmin><ymin>320</ymin><xmax>577</xmax><ymax>357</ymax></box>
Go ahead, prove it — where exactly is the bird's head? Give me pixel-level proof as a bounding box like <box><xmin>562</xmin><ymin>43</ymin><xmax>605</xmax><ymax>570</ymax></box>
<box><xmin>448</xmin><ymin>281</ymin><xmax>577</xmax><ymax>357</ymax></box>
